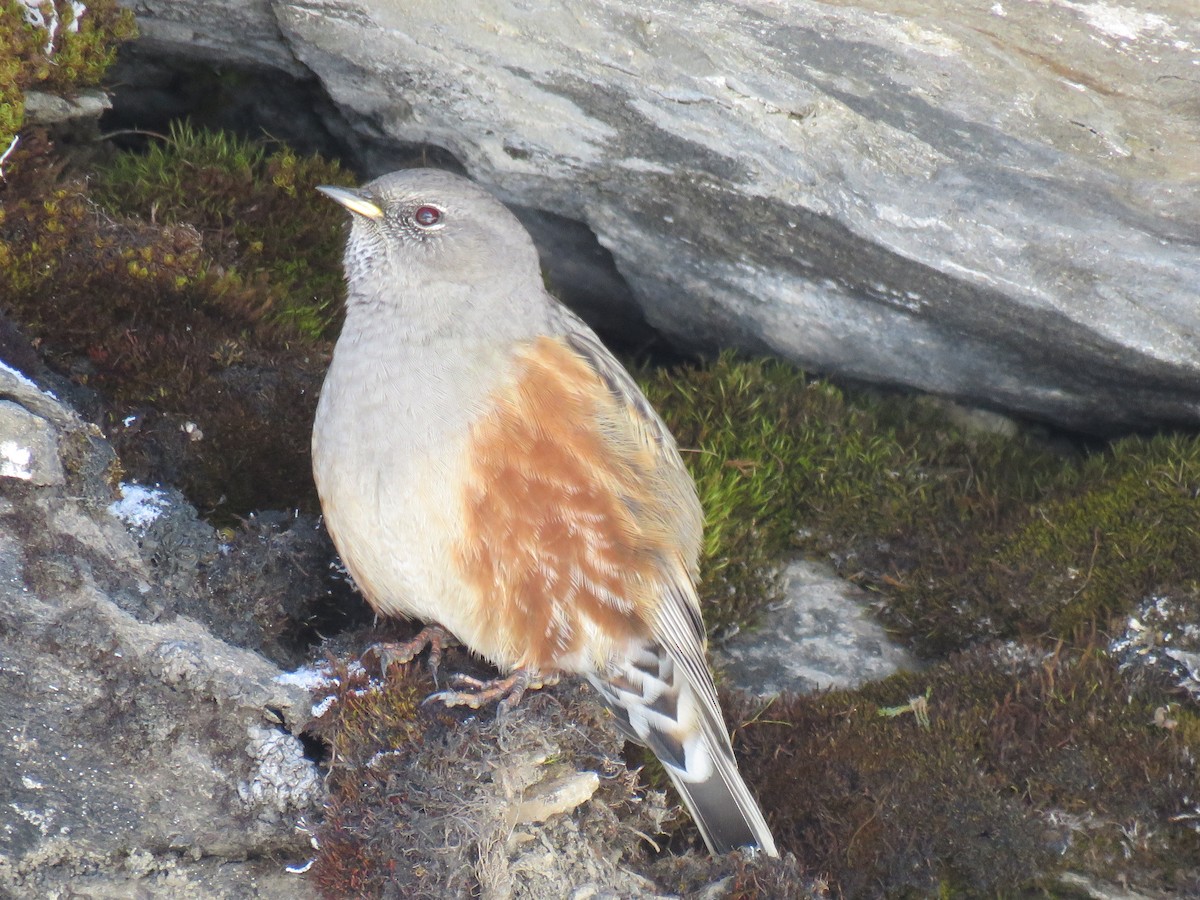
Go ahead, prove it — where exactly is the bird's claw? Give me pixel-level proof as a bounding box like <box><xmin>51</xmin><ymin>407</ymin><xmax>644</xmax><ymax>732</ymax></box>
<box><xmin>364</xmin><ymin>624</ymin><xmax>451</xmax><ymax>685</ymax></box>
<box><xmin>422</xmin><ymin>669</ymin><xmax>559</xmax><ymax>716</ymax></box>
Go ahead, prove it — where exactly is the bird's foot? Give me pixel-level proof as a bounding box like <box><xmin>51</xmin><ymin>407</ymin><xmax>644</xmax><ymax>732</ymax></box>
<box><xmin>365</xmin><ymin>624</ymin><xmax>453</xmax><ymax>684</ymax></box>
<box><xmin>425</xmin><ymin>668</ymin><xmax>560</xmax><ymax>716</ymax></box>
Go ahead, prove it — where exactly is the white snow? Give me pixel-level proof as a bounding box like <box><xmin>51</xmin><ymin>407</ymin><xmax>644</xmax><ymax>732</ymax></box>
<box><xmin>275</xmin><ymin>665</ymin><xmax>333</xmax><ymax>691</ymax></box>
<box><xmin>0</xmin><ymin>360</ymin><xmax>57</xmax><ymax>400</ymax></box>
<box><xmin>275</xmin><ymin>663</ymin><xmax>355</xmax><ymax>717</ymax></box>
<box><xmin>309</xmin><ymin>695</ymin><xmax>337</xmax><ymax>719</ymax></box>
<box><xmin>107</xmin><ymin>483</ymin><xmax>169</xmax><ymax>529</ymax></box>
<box><xmin>0</xmin><ymin>442</ymin><xmax>32</xmax><ymax>480</ymax></box>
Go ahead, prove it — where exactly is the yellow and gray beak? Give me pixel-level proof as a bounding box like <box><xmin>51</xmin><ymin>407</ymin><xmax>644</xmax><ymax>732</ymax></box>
<box><xmin>316</xmin><ymin>185</ymin><xmax>384</xmax><ymax>220</ymax></box>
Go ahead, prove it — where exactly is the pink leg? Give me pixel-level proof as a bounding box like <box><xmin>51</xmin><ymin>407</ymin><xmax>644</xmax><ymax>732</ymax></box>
<box><xmin>426</xmin><ymin>668</ymin><xmax>560</xmax><ymax>716</ymax></box>
<box><xmin>365</xmin><ymin>624</ymin><xmax>453</xmax><ymax>683</ymax></box>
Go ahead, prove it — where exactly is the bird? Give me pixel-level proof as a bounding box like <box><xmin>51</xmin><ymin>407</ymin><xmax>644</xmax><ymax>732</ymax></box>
<box><xmin>312</xmin><ymin>168</ymin><xmax>778</xmax><ymax>858</ymax></box>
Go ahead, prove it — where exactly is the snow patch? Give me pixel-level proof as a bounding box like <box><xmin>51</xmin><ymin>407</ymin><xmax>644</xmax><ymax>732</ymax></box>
<box><xmin>0</xmin><ymin>360</ymin><xmax>57</xmax><ymax>400</ymax></box>
<box><xmin>276</xmin><ymin>662</ymin><xmax>369</xmax><ymax>717</ymax></box>
<box><xmin>0</xmin><ymin>441</ymin><xmax>32</xmax><ymax>480</ymax></box>
<box><xmin>107</xmin><ymin>483</ymin><xmax>169</xmax><ymax>530</ymax></box>
<box><xmin>310</xmin><ymin>695</ymin><xmax>337</xmax><ymax>719</ymax></box>
<box><xmin>275</xmin><ymin>665</ymin><xmax>334</xmax><ymax>692</ymax></box>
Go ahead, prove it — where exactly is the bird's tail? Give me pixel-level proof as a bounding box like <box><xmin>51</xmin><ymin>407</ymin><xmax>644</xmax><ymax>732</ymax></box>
<box><xmin>588</xmin><ymin>641</ymin><xmax>778</xmax><ymax>857</ymax></box>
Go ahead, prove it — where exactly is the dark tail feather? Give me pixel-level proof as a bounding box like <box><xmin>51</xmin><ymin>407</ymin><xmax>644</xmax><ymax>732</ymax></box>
<box><xmin>666</xmin><ymin>755</ymin><xmax>777</xmax><ymax>856</ymax></box>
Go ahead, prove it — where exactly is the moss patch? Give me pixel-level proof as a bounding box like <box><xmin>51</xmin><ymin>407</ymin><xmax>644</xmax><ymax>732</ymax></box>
<box><xmin>885</xmin><ymin>432</ymin><xmax>1200</xmax><ymax>653</ymax></box>
<box><xmin>0</xmin><ymin>125</ymin><xmax>353</xmax><ymax>518</ymax></box>
<box><xmin>994</xmin><ymin>434</ymin><xmax>1200</xmax><ymax>632</ymax></box>
<box><xmin>732</xmin><ymin>642</ymin><xmax>1200</xmax><ymax>896</ymax></box>
<box><xmin>0</xmin><ymin>0</ymin><xmax>136</xmax><ymax>146</ymax></box>
<box><xmin>304</xmin><ymin>658</ymin><xmax>429</xmax><ymax>897</ymax></box>
<box><xmin>305</xmin><ymin>656</ymin><xmax>676</xmax><ymax>898</ymax></box>
<box><xmin>92</xmin><ymin>120</ymin><xmax>353</xmax><ymax>338</ymax></box>
<box><xmin>643</xmin><ymin>355</ymin><xmax>1200</xmax><ymax>658</ymax></box>
<box><xmin>641</xmin><ymin>354</ymin><xmax>1064</xmax><ymax>643</ymax></box>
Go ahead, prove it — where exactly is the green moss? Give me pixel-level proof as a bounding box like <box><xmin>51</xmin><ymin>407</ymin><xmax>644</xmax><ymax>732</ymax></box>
<box><xmin>0</xmin><ymin>127</ymin><xmax>351</xmax><ymax>519</ymax></box>
<box><xmin>640</xmin><ymin>356</ymin><xmax>815</xmax><ymax>634</ymax></box>
<box><xmin>92</xmin><ymin>120</ymin><xmax>356</xmax><ymax>338</ymax></box>
<box><xmin>641</xmin><ymin>354</ymin><xmax>1065</xmax><ymax>640</ymax></box>
<box><xmin>0</xmin><ymin>0</ymin><xmax>136</xmax><ymax>146</ymax></box>
<box><xmin>888</xmin><ymin>432</ymin><xmax>1200</xmax><ymax>652</ymax></box>
<box><xmin>311</xmin><ymin>658</ymin><xmax>428</xmax><ymax>769</ymax></box>
<box><xmin>998</xmin><ymin>434</ymin><xmax>1200</xmax><ymax>632</ymax></box>
<box><xmin>644</xmin><ymin>354</ymin><xmax>1200</xmax><ymax>658</ymax></box>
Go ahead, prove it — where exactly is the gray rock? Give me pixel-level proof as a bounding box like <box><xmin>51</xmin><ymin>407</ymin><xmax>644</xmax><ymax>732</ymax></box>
<box><xmin>120</xmin><ymin>0</ymin><xmax>1199</xmax><ymax>433</ymax></box>
<box><xmin>22</xmin><ymin>89</ymin><xmax>111</xmax><ymax>127</ymax></box>
<box><xmin>0</xmin><ymin>365</ymin><xmax>321</xmax><ymax>898</ymax></box>
<box><xmin>0</xmin><ymin>400</ymin><xmax>65</xmax><ymax>486</ymax></box>
<box><xmin>717</xmin><ymin>560</ymin><xmax>919</xmax><ymax>696</ymax></box>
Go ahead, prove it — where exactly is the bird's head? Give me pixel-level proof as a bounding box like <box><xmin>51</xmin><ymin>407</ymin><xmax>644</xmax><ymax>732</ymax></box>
<box><xmin>317</xmin><ymin>169</ymin><xmax>542</xmax><ymax>313</ymax></box>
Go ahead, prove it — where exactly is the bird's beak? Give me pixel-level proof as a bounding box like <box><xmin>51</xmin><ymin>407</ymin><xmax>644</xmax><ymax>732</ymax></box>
<box><xmin>316</xmin><ymin>185</ymin><xmax>384</xmax><ymax>220</ymax></box>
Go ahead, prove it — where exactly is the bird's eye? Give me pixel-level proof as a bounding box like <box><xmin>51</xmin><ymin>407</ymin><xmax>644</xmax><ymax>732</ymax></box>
<box><xmin>413</xmin><ymin>205</ymin><xmax>443</xmax><ymax>228</ymax></box>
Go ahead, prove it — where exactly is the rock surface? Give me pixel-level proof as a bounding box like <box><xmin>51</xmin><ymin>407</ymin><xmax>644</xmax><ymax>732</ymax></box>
<box><xmin>717</xmin><ymin>560</ymin><xmax>919</xmax><ymax>697</ymax></box>
<box><xmin>0</xmin><ymin>363</ymin><xmax>321</xmax><ymax>898</ymax></box>
<box><xmin>118</xmin><ymin>0</ymin><xmax>1200</xmax><ymax>433</ymax></box>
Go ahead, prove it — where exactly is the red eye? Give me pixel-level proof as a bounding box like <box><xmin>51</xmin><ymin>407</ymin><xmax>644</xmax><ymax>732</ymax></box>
<box><xmin>413</xmin><ymin>205</ymin><xmax>442</xmax><ymax>227</ymax></box>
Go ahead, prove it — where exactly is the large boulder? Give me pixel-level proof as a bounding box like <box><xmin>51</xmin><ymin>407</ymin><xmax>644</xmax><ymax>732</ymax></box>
<box><xmin>119</xmin><ymin>0</ymin><xmax>1199</xmax><ymax>433</ymax></box>
<box><xmin>0</xmin><ymin>361</ymin><xmax>322</xmax><ymax>897</ymax></box>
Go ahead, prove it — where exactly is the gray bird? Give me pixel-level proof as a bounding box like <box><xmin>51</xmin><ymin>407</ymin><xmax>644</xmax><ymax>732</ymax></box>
<box><xmin>313</xmin><ymin>168</ymin><xmax>778</xmax><ymax>857</ymax></box>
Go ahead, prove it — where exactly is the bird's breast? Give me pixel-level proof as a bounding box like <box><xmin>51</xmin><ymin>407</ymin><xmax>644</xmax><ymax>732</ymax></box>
<box><xmin>311</xmin><ymin>330</ymin><xmax>516</xmax><ymax>640</ymax></box>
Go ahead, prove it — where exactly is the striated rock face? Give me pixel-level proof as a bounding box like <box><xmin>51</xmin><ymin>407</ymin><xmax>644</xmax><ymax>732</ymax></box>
<box><xmin>120</xmin><ymin>0</ymin><xmax>1199</xmax><ymax>433</ymax></box>
<box><xmin>0</xmin><ymin>362</ymin><xmax>322</xmax><ymax>898</ymax></box>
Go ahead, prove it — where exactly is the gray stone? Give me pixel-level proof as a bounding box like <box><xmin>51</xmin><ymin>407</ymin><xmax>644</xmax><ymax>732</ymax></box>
<box><xmin>120</xmin><ymin>0</ymin><xmax>1200</xmax><ymax>433</ymax></box>
<box><xmin>0</xmin><ymin>361</ymin><xmax>78</xmax><ymax>430</ymax></box>
<box><xmin>22</xmin><ymin>89</ymin><xmax>111</xmax><ymax>127</ymax></box>
<box><xmin>0</xmin><ymin>400</ymin><xmax>65</xmax><ymax>486</ymax></box>
<box><xmin>0</xmin><ymin>366</ymin><xmax>321</xmax><ymax>898</ymax></box>
<box><xmin>716</xmin><ymin>560</ymin><xmax>919</xmax><ymax>696</ymax></box>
